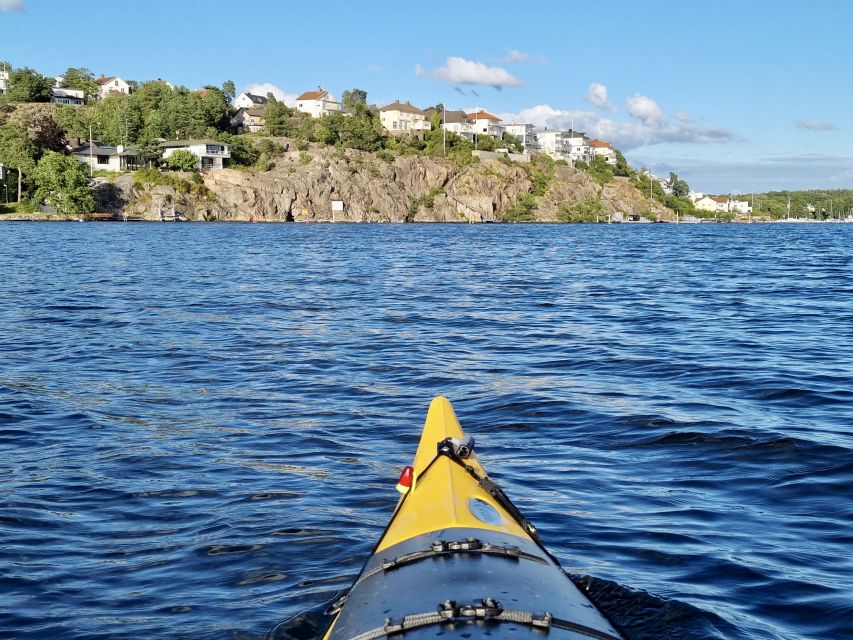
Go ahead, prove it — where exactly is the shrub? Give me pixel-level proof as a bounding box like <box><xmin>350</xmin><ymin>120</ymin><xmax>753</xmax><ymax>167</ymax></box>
<box><xmin>165</xmin><ymin>149</ymin><xmax>198</xmax><ymax>172</ymax></box>
<box><xmin>556</xmin><ymin>196</ymin><xmax>605</xmax><ymax>223</ymax></box>
<box><xmin>504</xmin><ymin>193</ymin><xmax>537</xmax><ymax>222</ymax></box>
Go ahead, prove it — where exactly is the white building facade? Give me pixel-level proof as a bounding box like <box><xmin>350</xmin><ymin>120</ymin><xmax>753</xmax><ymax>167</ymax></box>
<box><xmin>468</xmin><ymin>111</ymin><xmax>504</xmax><ymax>137</ymax></box>
<box><xmin>234</xmin><ymin>92</ymin><xmax>268</xmax><ymax>110</ymax></box>
<box><xmin>295</xmin><ymin>87</ymin><xmax>343</xmax><ymax>118</ymax></box>
<box><xmin>51</xmin><ymin>87</ymin><xmax>85</xmax><ymax>106</ymax></box>
<box><xmin>379</xmin><ymin>101</ymin><xmax>431</xmax><ymax>133</ymax></box>
<box><xmin>160</xmin><ymin>140</ymin><xmax>231</xmax><ymax>170</ymax></box>
<box><xmin>502</xmin><ymin>123</ymin><xmax>540</xmax><ymax>154</ymax></box>
<box><xmin>96</xmin><ymin>75</ymin><xmax>131</xmax><ymax>100</ymax></box>
<box><xmin>71</xmin><ymin>141</ymin><xmax>141</xmax><ymax>172</ymax></box>
<box><xmin>0</xmin><ymin>67</ymin><xmax>10</xmax><ymax>95</ymax></box>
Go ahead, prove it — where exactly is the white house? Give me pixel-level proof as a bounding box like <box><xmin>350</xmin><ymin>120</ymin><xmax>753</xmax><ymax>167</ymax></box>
<box><xmin>96</xmin><ymin>75</ymin><xmax>131</xmax><ymax>100</ymax></box>
<box><xmin>468</xmin><ymin>110</ymin><xmax>503</xmax><ymax>137</ymax></box>
<box><xmin>589</xmin><ymin>139</ymin><xmax>617</xmax><ymax>166</ymax></box>
<box><xmin>535</xmin><ymin>130</ymin><xmax>570</xmax><ymax>161</ymax></box>
<box><xmin>0</xmin><ymin>63</ymin><xmax>9</xmax><ymax>94</ymax></box>
<box><xmin>565</xmin><ymin>131</ymin><xmax>593</xmax><ymax>164</ymax></box>
<box><xmin>295</xmin><ymin>87</ymin><xmax>342</xmax><ymax>118</ymax></box>
<box><xmin>51</xmin><ymin>87</ymin><xmax>85</xmax><ymax>106</ymax></box>
<box><xmin>430</xmin><ymin>109</ymin><xmax>476</xmax><ymax>141</ymax></box>
<box><xmin>231</xmin><ymin>107</ymin><xmax>265</xmax><ymax>134</ymax></box>
<box><xmin>379</xmin><ymin>101</ymin><xmax>431</xmax><ymax>133</ymax></box>
<box><xmin>694</xmin><ymin>195</ymin><xmax>730</xmax><ymax>213</ymax></box>
<box><xmin>70</xmin><ymin>139</ymin><xmax>141</xmax><ymax>172</ymax></box>
<box><xmin>234</xmin><ymin>92</ymin><xmax>268</xmax><ymax>109</ymax></box>
<box><xmin>160</xmin><ymin>139</ymin><xmax>231</xmax><ymax>170</ymax></box>
<box><xmin>502</xmin><ymin>123</ymin><xmax>540</xmax><ymax>154</ymax></box>
<box><xmin>729</xmin><ymin>199</ymin><xmax>752</xmax><ymax>214</ymax></box>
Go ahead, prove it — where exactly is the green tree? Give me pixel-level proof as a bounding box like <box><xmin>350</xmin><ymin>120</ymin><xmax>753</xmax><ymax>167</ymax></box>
<box><xmin>613</xmin><ymin>149</ymin><xmax>632</xmax><ymax>177</ymax></box>
<box><xmin>667</xmin><ymin>171</ymin><xmax>690</xmax><ymax>198</ymax></box>
<box><xmin>0</xmin><ymin>123</ymin><xmax>37</xmax><ymax>201</ymax></box>
<box><xmin>341</xmin><ymin>88</ymin><xmax>368</xmax><ymax>115</ymax></box>
<box><xmin>501</xmin><ymin>132</ymin><xmax>524</xmax><ymax>154</ymax></box>
<box><xmin>264</xmin><ymin>96</ymin><xmax>293</xmax><ymax>136</ymax></box>
<box><xmin>34</xmin><ymin>151</ymin><xmax>95</xmax><ymax>215</ymax></box>
<box><xmin>61</xmin><ymin>68</ymin><xmax>99</xmax><ymax>101</ymax></box>
<box><xmin>165</xmin><ymin>149</ymin><xmax>199</xmax><ymax>171</ymax></box>
<box><xmin>222</xmin><ymin>80</ymin><xmax>236</xmax><ymax>102</ymax></box>
<box><xmin>7</xmin><ymin>67</ymin><xmax>54</xmax><ymax>102</ymax></box>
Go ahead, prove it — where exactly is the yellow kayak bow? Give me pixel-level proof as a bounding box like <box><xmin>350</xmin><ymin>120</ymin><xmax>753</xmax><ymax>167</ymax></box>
<box><xmin>324</xmin><ymin>397</ymin><xmax>624</xmax><ymax>640</ymax></box>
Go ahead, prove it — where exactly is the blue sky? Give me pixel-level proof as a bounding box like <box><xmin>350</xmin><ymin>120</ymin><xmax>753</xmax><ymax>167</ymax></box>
<box><xmin>2</xmin><ymin>0</ymin><xmax>852</xmax><ymax>193</ymax></box>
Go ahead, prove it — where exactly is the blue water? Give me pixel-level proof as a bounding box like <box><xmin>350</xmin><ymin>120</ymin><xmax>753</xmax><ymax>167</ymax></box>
<box><xmin>1</xmin><ymin>223</ymin><xmax>851</xmax><ymax>640</ymax></box>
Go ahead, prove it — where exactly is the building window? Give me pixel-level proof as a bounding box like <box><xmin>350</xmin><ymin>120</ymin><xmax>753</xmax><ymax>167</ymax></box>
<box><xmin>97</xmin><ymin>155</ymin><xmax>110</xmax><ymax>165</ymax></box>
<box><xmin>206</xmin><ymin>145</ymin><xmax>222</xmax><ymax>154</ymax></box>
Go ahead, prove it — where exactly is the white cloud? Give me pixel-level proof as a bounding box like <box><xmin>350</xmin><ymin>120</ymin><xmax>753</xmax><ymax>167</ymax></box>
<box><xmin>497</xmin><ymin>102</ymin><xmax>735</xmax><ymax>150</ymax></box>
<box><xmin>503</xmin><ymin>49</ymin><xmax>547</xmax><ymax>64</ymax></box>
<box><xmin>795</xmin><ymin>120</ymin><xmax>838</xmax><ymax>131</ymax></box>
<box><xmin>367</xmin><ymin>64</ymin><xmax>381</xmax><ymax>73</ymax></box>
<box><xmin>626</xmin><ymin>93</ymin><xmax>664</xmax><ymax>123</ymax></box>
<box><xmin>0</xmin><ymin>0</ymin><xmax>24</xmax><ymax>11</ymax></box>
<box><xmin>430</xmin><ymin>56</ymin><xmax>523</xmax><ymax>89</ymax></box>
<box><xmin>587</xmin><ymin>83</ymin><xmax>616</xmax><ymax>112</ymax></box>
<box><xmin>242</xmin><ymin>83</ymin><xmax>297</xmax><ymax>107</ymax></box>
<box><xmin>414</xmin><ymin>64</ymin><xmax>425</xmax><ymax>76</ymax></box>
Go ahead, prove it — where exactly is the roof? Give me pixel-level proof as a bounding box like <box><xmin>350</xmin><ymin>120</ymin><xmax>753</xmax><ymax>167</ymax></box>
<box><xmin>159</xmin><ymin>139</ymin><xmax>229</xmax><ymax>148</ymax></box>
<box><xmin>467</xmin><ymin>110</ymin><xmax>501</xmax><ymax>121</ymax></box>
<box><xmin>425</xmin><ymin>109</ymin><xmax>469</xmax><ymax>124</ymax></box>
<box><xmin>380</xmin><ymin>101</ymin><xmax>425</xmax><ymax>115</ymax></box>
<box><xmin>69</xmin><ymin>141</ymin><xmax>139</xmax><ymax>156</ymax></box>
<box><xmin>96</xmin><ymin>75</ymin><xmax>120</xmax><ymax>85</ymax></box>
<box><xmin>589</xmin><ymin>139</ymin><xmax>613</xmax><ymax>148</ymax></box>
<box><xmin>239</xmin><ymin>107</ymin><xmax>265</xmax><ymax>117</ymax></box>
<box><xmin>297</xmin><ymin>89</ymin><xmax>329</xmax><ymax>101</ymax></box>
<box><xmin>244</xmin><ymin>93</ymin><xmax>268</xmax><ymax>105</ymax></box>
<box><xmin>711</xmin><ymin>196</ymin><xmax>729</xmax><ymax>203</ymax></box>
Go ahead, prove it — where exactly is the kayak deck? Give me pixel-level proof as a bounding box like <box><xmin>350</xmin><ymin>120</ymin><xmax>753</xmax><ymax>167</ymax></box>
<box><xmin>323</xmin><ymin>396</ymin><xmax>624</xmax><ymax>640</ymax></box>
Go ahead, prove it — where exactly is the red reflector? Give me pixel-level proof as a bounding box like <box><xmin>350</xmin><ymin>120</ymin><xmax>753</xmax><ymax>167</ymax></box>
<box><xmin>396</xmin><ymin>465</ymin><xmax>414</xmax><ymax>494</ymax></box>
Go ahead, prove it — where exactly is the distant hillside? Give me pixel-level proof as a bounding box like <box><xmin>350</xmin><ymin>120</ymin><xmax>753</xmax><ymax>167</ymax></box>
<box><xmin>732</xmin><ymin>189</ymin><xmax>853</xmax><ymax>218</ymax></box>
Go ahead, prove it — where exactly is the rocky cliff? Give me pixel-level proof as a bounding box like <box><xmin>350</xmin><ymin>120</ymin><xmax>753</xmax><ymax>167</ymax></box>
<box><xmin>96</xmin><ymin>144</ymin><xmax>674</xmax><ymax>222</ymax></box>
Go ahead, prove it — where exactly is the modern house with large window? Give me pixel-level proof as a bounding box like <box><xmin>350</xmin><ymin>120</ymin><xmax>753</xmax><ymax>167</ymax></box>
<box><xmin>51</xmin><ymin>87</ymin><xmax>85</xmax><ymax>106</ymax></box>
<box><xmin>159</xmin><ymin>140</ymin><xmax>231</xmax><ymax>170</ymax></box>
<box><xmin>70</xmin><ymin>140</ymin><xmax>141</xmax><ymax>172</ymax></box>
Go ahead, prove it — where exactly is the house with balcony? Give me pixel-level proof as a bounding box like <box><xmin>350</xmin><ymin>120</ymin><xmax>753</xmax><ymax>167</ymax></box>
<box><xmin>565</xmin><ymin>131</ymin><xmax>594</xmax><ymax>164</ymax></box>
<box><xmin>426</xmin><ymin>109</ymin><xmax>476</xmax><ymax>141</ymax></box>
<box><xmin>70</xmin><ymin>139</ymin><xmax>141</xmax><ymax>172</ymax></box>
<box><xmin>51</xmin><ymin>87</ymin><xmax>85</xmax><ymax>106</ymax></box>
<box><xmin>468</xmin><ymin>110</ymin><xmax>504</xmax><ymax>137</ymax></box>
<box><xmin>234</xmin><ymin>92</ymin><xmax>268</xmax><ymax>109</ymax></box>
<box><xmin>295</xmin><ymin>87</ymin><xmax>342</xmax><ymax>118</ymax></box>
<box><xmin>379</xmin><ymin>101</ymin><xmax>431</xmax><ymax>134</ymax></box>
<box><xmin>231</xmin><ymin>107</ymin><xmax>265</xmax><ymax>134</ymax></box>
<box><xmin>159</xmin><ymin>140</ymin><xmax>231</xmax><ymax>170</ymax></box>
<box><xmin>96</xmin><ymin>75</ymin><xmax>131</xmax><ymax>100</ymax></box>
<box><xmin>502</xmin><ymin>123</ymin><xmax>539</xmax><ymax>154</ymax></box>
<box><xmin>589</xmin><ymin>139</ymin><xmax>617</xmax><ymax>166</ymax></box>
